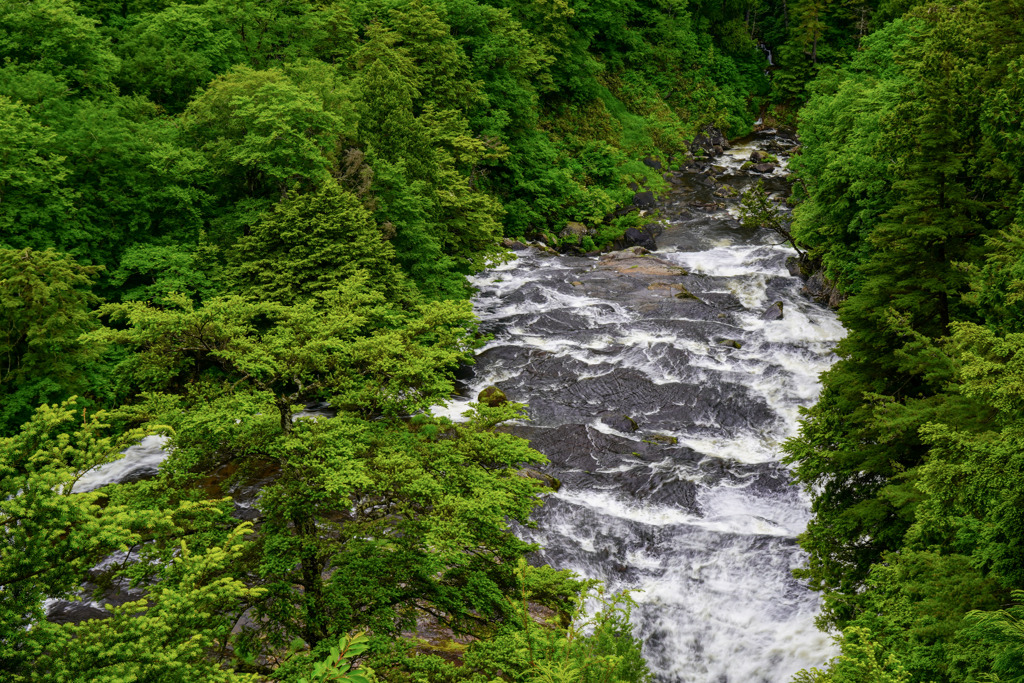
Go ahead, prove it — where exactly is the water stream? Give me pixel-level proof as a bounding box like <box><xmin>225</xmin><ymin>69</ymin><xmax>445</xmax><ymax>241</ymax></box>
<box><xmin>442</xmin><ymin>130</ymin><xmax>841</xmax><ymax>681</ymax></box>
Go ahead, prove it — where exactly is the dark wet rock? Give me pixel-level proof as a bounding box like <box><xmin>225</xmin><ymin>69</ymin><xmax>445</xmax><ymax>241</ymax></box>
<box><xmin>623</xmin><ymin>227</ymin><xmax>657</xmax><ymax>251</ymax></box>
<box><xmin>761</xmin><ymin>301</ymin><xmax>784</xmax><ymax>321</ymax></box>
<box><xmin>518</xmin><ymin>467</ymin><xmax>561</xmax><ymax>491</ymax></box>
<box><xmin>750</xmin><ymin>163</ymin><xmax>776</xmax><ymax>174</ymax></box>
<box><xmin>501</xmin><ymin>283</ymin><xmax>550</xmax><ymax>306</ymax></box>
<box><xmin>804</xmin><ymin>271</ymin><xmax>844</xmax><ymax>308</ymax></box>
<box><xmin>47</xmin><ymin>601</ymin><xmax>111</xmax><ymax>625</ymax></box>
<box><xmin>600</xmin><ymin>412</ymin><xmax>639</xmax><ymax>433</ymax></box>
<box><xmin>750</xmin><ymin>150</ymin><xmax>769</xmax><ymax>162</ymax></box>
<box><xmin>478</xmin><ymin>385</ymin><xmax>507</xmax><ymax>406</ymax></box>
<box><xmin>713</xmin><ymin>145</ymin><xmax>724</xmax><ymax>156</ymax></box>
<box><xmin>501</xmin><ymin>238</ymin><xmax>530</xmax><ymax>250</ymax></box>
<box><xmin>785</xmin><ymin>255</ymin><xmax>804</xmax><ymax>278</ymax></box>
<box><xmin>619</xmin><ymin>470</ymin><xmax>699</xmax><ymax>509</ymax></box>
<box><xmin>508</xmin><ymin>424</ymin><xmax>647</xmax><ymax>470</ymax></box>
<box><xmin>632</xmin><ymin>191</ymin><xmax>656</xmax><ymax>209</ymax></box>
<box><xmin>643</xmin><ymin>157</ymin><xmax>663</xmax><ymax>171</ymax></box>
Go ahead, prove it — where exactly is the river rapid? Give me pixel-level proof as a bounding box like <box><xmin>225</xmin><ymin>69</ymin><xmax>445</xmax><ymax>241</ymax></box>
<box><xmin>51</xmin><ymin>131</ymin><xmax>840</xmax><ymax>681</ymax></box>
<box><xmin>440</xmin><ymin>130</ymin><xmax>842</xmax><ymax>682</ymax></box>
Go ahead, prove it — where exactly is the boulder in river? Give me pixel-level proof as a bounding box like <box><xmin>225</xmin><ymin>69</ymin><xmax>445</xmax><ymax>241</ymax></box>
<box><xmin>785</xmin><ymin>255</ymin><xmax>806</xmax><ymax>278</ymax></box>
<box><xmin>750</xmin><ymin>163</ymin><xmax>777</xmax><ymax>174</ymax></box>
<box><xmin>598</xmin><ymin>251</ymin><xmax>686</xmax><ymax>277</ymax></box>
<box><xmin>501</xmin><ymin>238</ymin><xmax>529</xmax><ymax>250</ymax></box>
<box><xmin>718</xmin><ymin>338</ymin><xmax>743</xmax><ymax>349</ymax></box>
<box><xmin>599</xmin><ymin>412</ymin><xmax>639</xmax><ymax>433</ymax></box>
<box><xmin>750</xmin><ymin>150</ymin><xmax>769</xmax><ymax>162</ymax></box>
<box><xmin>762</xmin><ymin>301</ymin><xmax>784</xmax><ymax>321</ymax></box>
<box><xmin>478</xmin><ymin>385</ymin><xmax>507</xmax><ymax>407</ymax></box>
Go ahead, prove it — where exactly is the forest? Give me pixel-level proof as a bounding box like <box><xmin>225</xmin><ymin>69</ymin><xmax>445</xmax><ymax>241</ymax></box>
<box><xmin>1</xmin><ymin>0</ymin><xmax>1023</xmax><ymax>679</ymax></box>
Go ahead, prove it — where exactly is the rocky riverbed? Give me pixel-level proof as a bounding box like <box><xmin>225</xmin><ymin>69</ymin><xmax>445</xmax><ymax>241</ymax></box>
<box><xmin>441</xmin><ymin>128</ymin><xmax>842</xmax><ymax>682</ymax></box>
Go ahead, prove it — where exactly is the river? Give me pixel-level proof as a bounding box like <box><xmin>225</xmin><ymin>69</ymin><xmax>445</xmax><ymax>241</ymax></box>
<box><xmin>440</xmin><ymin>130</ymin><xmax>842</xmax><ymax>682</ymax></box>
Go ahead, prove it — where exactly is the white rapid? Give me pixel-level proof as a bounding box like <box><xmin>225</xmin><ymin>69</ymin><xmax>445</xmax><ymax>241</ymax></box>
<box><xmin>450</xmin><ymin>130</ymin><xmax>840</xmax><ymax>681</ymax></box>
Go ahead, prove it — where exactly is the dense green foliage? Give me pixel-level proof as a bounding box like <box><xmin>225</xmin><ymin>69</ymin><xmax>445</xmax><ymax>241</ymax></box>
<box><xmin>3</xmin><ymin>0</ymin><xmax>755</xmax><ymax>676</ymax></box>
<box><xmin>0</xmin><ymin>0</ymin><xmax>778</xmax><ymax>304</ymax></box>
<box><xmin>13</xmin><ymin>0</ymin><xmax>1024</xmax><ymax>677</ymax></box>
<box><xmin>785</xmin><ymin>0</ymin><xmax>1024</xmax><ymax>680</ymax></box>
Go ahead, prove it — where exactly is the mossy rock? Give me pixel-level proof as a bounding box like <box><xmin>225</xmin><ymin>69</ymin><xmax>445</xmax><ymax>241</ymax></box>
<box><xmin>741</xmin><ymin>161</ymin><xmax>754</xmax><ymax>170</ymax></box>
<box><xmin>718</xmin><ymin>338</ymin><xmax>743</xmax><ymax>349</ymax></box>
<box><xmin>645</xmin><ymin>434</ymin><xmax>679</xmax><ymax>446</ymax></box>
<box><xmin>478</xmin><ymin>385</ymin><xmax>507</xmax><ymax>407</ymax></box>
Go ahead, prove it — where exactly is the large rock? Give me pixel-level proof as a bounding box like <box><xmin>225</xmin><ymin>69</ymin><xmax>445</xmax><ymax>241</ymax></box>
<box><xmin>750</xmin><ymin>150</ymin><xmax>769</xmax><ymax>162</ymax></box>
<box><xmin>804</xmin><ymin>272</ymin><xmax>845</xmax><ymax>308</ymax></box>
<box><xmin>785</xmin><ymin>255</ymin><xmax>814</xmax><ymax>279</ymax></box>
<box><xmin>623</xmin><ymin>227</ymin><xmax>657</xmax><ymax>251</ymax></box>
<box><xmin>501</xmin><ymin>238</ymin><xmax>529</xmax><ymax>250</ymax></box>
<box><xmin>598</xmin><ymin>251</ymin><xmax>685</xmax><ymax>277</ymax></box>
<box><xmin>599</xmin><ymin>412</ymin><xmax>639</xmax><ymax>433</ymax></box>
<box><xmin>632</xmin><ymin>190</ymin><xmax>656</xmax><ymax>209</ymax></box>
<box><xmin>558</xmin><ymin>221</ymin><xmax>589</xmax><ymax>241</ymax></box>
<box><xmin>478</xmin><ymin>385</ymin><xmax>507</xmax><ymax>407</ymax></box>
<box><xmin>761</xmin><ymin>301</ymin><xmax>784</xmax><ymax>321</ymax></box>
<box><xmin>642</xmin><ymin>156</ymin><xmax>663</xmax><ymax>171</ymax></box>
<box><xmin>785</xmin><ymin>255</ymin><xmax>803</xmax><ymax>278</ymax></box>
<box><xmin>750</xmin><ymin>163</ymin><xmax>776</xmax><ymax>174</ymax></box>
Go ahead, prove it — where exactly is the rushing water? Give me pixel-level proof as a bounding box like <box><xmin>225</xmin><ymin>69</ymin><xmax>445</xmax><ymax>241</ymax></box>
<box><xmin>49</xmin><ymin>130</ymin><xmax>839</xmax><ymax>681</ymax></box>
<box><xmin>441</xmin><ymin>131</ymin><xmax>841</xmax><ymax>682</ymax></box>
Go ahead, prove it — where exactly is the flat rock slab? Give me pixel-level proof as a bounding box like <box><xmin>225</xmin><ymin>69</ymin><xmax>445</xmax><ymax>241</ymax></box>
<box><xmin>597</xmin><ymin>251</ymin><xmax>687</xmax><ymax>278</ymax></box>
